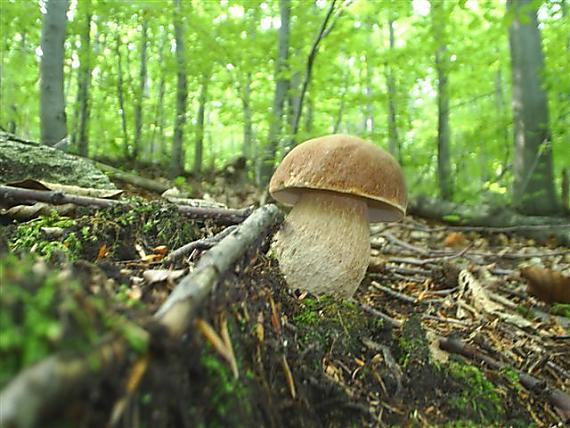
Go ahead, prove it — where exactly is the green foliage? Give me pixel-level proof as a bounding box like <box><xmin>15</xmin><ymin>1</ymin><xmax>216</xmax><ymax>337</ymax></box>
<box><xmin>551</xmin><ymin>303</ymin><xmax>570</xmax><ymax>318</ymax></box>
<box><xmin>0</xmin><ymin>0</ymin><xmax>567</xmax><ymax>203</ymax></box>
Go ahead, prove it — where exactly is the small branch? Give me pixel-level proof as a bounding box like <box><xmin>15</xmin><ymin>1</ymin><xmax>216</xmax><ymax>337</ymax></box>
<box><xmin>155</xmin><ymin>204</ymin><xmax>283</xmax><ymax>337</ymax></box>
<box><xmin>165</xmin><ymin>225</ymin><xmax>238</xmax><ymax>262</ymax></box>
<box><xmin>439</xmin><ymin>336</ymin><xmax>570</xmax><ymax>422</ymax></box>
<box><xmin>0</xmin><ymin>185</ymin><xmax>252</xmax><ymax>225</ymax></box>
<box><xmin>0</xmin><ymin>205</ymin><xmax>283</xmax><ymax>427</ymax></box>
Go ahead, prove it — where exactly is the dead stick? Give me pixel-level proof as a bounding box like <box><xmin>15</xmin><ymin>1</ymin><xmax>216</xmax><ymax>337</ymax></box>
<box><xmin>155</xmin><ymin>204</ymin><xmax>283</xmax><ymax>337</ymax></box>
<box><xmin>0</xmin><ymin>205</ymin><xmax>283</xmax><ymax>428</ymax></box>
<box><xmin>439</xmin><ymin>336</ymin><xmax>570</xmax><ymax>421</ymax></box>
<box><xmin>165</xmin><ymin>225</ymin><xmax>238</xmax><ymax>262</ymax></box>
<box><xmin>0</xmin><ymin>185</ymin><xmax>251</xmax><ymax>224</ymax></box>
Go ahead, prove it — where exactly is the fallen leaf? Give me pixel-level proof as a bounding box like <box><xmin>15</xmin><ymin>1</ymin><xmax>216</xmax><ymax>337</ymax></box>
<box><xmin>521</xmin><ymin>266</ymin><xmax>570</xmax><ymax>304</ymax></box>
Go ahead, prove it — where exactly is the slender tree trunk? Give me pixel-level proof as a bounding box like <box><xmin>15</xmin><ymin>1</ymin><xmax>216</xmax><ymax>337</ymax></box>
<box><xmin>40</xmin><ymin>0</ymin><xmax>69</xmax><ymax>145</ymax></box>
<box><xmin>508</xmin><ymin>0</ymin><xmax>558</xmax><ymax>214</ymax></box>
<box><xmin>386</xmin><ymin>16</ymin><xmax>400</xmax><ymax>163</ymax></box>
<box><xmin>288</xmin><ymin>53</ymin><xmax>301</xmax><ymax>135</ymax></box>
<box><xmin>304</xmin><ymin>94</ymin><xmax>314</xmax><ymax>134</ymax></box>
<box><xmin>333</xmin><ymin>71</ymin><xmax>349</xmax><ymax>133</ymax></box>
<box><xmin>288</xmin><ymin>0</ymin><xmax>337</xmax><ymax>145</ymax></box>
<box><xmin>171</xmin><ymin>0</ymin><xmax>188</xmax><ymax>177</ymax></box>
<box><xmin>259</xmin><ymin>0</ymin><xmax>290</xmax><ymax>186</ymax></box>
<box><xmin>194</xmin><ymin>74</ymin><xmax>208</xmax><ymax>175</ymax></box>
<box><xmin>115</xmin><ymin>32</ymin><xmax>129</xmax><ymax>157</ymax></box>
<box><xmin>150</xmin><ymin>32</ymin><xmax>168</xmax><ymax>162</ymax></box>
<box><xmin>364</xmin><ymin>23</ymin><xmax>374</xmax><ymax>134</ymax></box>
<box><xmin>494</xmin><ymin>67</ymin><xmax>510</xmax><ymax>177</ymax></box>
<box><xmin>431</xmin><ymin>0</ymin><xmax>452</xmax><ymax>200</ymax></box>
<box><xmin>133</xmin><ymin>17</ymin><xmax>148</xmax><ymax>162</ymax></box>
<box><xmin>77</xmin><ymin>1</ymin><xmax>92</xmax><ymax>157</ymax></box>
<box><xmin>242</xmin><ymin>72</ymin><xmax>253</xmax><ymax>160</ymax></box>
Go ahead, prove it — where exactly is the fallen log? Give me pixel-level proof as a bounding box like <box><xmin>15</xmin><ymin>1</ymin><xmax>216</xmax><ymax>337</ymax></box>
<box><xmin>0</xmin><ymin>185</ymin><xmax>252</xmax><ymax>224</ymax></box>
<box><xmin>93</xmin><ymin>161</ymin><xmax>171</xmax><ymax>194</ymax></box>
<box><xmin>439</xmin><ymin>336</ymin><xmax>570</xmax><ymax>422</ymax></box>
<box><xmin>408</xmin><ymin>195</ymin><xmax>570</xmax><ymax>245</ymax></box>
<box><xmin>0</xmin><ymin>204</ymin><xmax>283</xmax><ymax>428</ymax></box>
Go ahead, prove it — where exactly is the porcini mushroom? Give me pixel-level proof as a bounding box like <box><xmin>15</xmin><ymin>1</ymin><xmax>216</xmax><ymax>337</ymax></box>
<box><xmin>269</xmin><ymin>134</ymin><xmax>407</xmax><ymax>298</ymax></box>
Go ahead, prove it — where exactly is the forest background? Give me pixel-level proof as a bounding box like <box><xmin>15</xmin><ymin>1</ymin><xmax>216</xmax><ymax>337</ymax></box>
<box><xmin>1</xmin><ymin>0</ymin><xmax>569</xmax><ymax>216</ymax></box>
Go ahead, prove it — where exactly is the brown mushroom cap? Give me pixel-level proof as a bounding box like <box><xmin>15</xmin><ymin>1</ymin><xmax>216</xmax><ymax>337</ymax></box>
<box><xmin>269</xmin><ymin>134</ymin><xmax>407</xmax><ymax>222</ymax></box>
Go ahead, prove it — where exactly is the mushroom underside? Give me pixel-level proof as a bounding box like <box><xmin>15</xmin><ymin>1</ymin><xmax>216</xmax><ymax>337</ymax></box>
<box><xmin>272</xmin><ymin>190</ymin><xmax>370</xmax><ymax>298</ymax></box>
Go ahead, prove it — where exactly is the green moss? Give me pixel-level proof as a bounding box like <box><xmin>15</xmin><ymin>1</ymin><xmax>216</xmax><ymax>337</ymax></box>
<box><xmin>9</xmin><ymin>211</ymin><xmax>82</xmax><ymax>260</ymax></box>
<box><xmin>0</xmin><ymin>254</ymin><xmax>149</xmax><ymax>388</ymax></box>
<box><xmin>399</xmin><ymin>316</ymin><xmax>430</xmax><ymax>367</ymax></box>
<box><xmin>551</xmin><ymin>303</ymin><xmax>570</xmax><ymax>318</ymax></box>
<box><xmin>0</xmin><ymin>255</ymin><xmax>93</xmax><ymax>387</ymax></box>
<box><xmin>290</xmin><ymin>296</ymin><xmax>377</xmax><ymax>356</ymax></box>
<box><xmin>447</xmin><ymin>360</ymin><xmax>504</xmax><ymax>425</ymax></box>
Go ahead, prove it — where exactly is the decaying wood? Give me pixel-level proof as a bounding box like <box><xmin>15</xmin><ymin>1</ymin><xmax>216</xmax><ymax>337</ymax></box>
<box><xmin>93</xmin><ymin>161</ymin><xmax>171</xmax><ymax>194</ymax></box>
<box><xmin>0</xmin><ymin>185</ymin><xmax>252</xmax><ymax>224</ymax></box>
<box><xmin>408</xmin><ymin>195</ymin><xmax>570</xmax><ymax>244</ymax></box>
<box><xmin>0</xmin><ymin>204</ymin><xmax>283</xmax><ymax>428</ymax></box>
<box><xmin>439</xmin><ymin>336</ymin><xmax>570</xmax><ymax>422</ymax></box>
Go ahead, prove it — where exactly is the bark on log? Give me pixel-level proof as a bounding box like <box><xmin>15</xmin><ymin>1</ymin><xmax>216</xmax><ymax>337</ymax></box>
<box><xmin>0</xmin><ymin>185</ymin><xmax>252</xmax><ymax>225</ymax></box>
<box><xmin>409</xmin><ymin>195</ymin><xmax>570</xmax><ymax>245</ymax></box>
<box><xmin>0</xmin><ymin>205</ymin><xmax>283</xmax><ymax>428</ymax></box>
<box><xmin>94</xmin><ymin>161</ymin><xmax>171</xmax><ymax>194</ymax></box>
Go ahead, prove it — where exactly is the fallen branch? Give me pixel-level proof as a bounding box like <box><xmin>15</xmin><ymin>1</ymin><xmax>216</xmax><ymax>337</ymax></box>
<box><xmin>0</xmin><ymin>204</ymin><xmax>283</xmax><ymax>428</ymax></box>
<box><xmin>165</xmin><ymin>225</ymin><xmax>238</xmax><ymax>262</ymax></box>
<box><xmin>155</xmin><ymin>204</ymin><xmax>283</xmax><ymax>336</ymax></box>
<box><xmin>0</xmin><ymin>185</ymin><xmax>252</xmax><ymax>224</ymax></box>
<box><xmin>93</xmin><ymin>161</ymin><xmax>171</xmax><ymax>194</ymax></box>
<box><xmin>409</xmin><ymin>195</ymin><xmax>570</xmax><ymax>245</ymax></box>
<box><xmin>439</xmin><ymin>336</ymin><xmax>570</xmax><ymax>422</ymax></box>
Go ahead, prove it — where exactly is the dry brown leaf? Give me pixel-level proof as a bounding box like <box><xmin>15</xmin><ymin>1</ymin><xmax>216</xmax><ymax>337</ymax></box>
<box><xmin>97</xmin><ymin>244</ymin><xmax>109</xmax><ymax>260</ymax></box>
<box><xmin>521</xmin><ymin>266</ymin><xmax>570</xmax><ymax>304</ymax></box>
<box><xmin>443</xmin><ymin>232</ymin><xmax>467</xmax><ymax>247</ymax></box>
<box><xmin>152</xmin><ymin>245</ymin><xmax>169</xmax><ymax>255</ymax></box>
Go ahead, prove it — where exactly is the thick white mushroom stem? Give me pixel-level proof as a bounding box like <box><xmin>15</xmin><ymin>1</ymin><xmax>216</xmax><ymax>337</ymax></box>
<box><xmin>273</xmin><ymin>190</ymin><xmax>370</xmax><ymax>298</ymax></box>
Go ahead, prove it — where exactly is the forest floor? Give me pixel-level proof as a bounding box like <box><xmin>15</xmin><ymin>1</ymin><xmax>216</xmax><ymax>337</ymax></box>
<box><xmin>1</xmin><ymin>170</ymin><xmax>569</xmax><ymax>428</ymax></box>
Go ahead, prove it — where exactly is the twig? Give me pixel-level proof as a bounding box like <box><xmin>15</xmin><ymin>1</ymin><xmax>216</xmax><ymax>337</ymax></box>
<box><xmin>0</xmin><ymin>185</ymin><xmax>252</xmax><ymax>224</ymax></box>
<box><xmin>353</xmin><ymin>300</ymin><xmax>403</xmax><ymax>328</ymax></box>
<box><xmin>165</xmin><ymin>225</ymin><xmax>238</xmax><ymax>262</ymax></box>
<box><xmin>439</xmin><ymin>336</ymin><xmax>570</xmax><ymax>422</ymax></box>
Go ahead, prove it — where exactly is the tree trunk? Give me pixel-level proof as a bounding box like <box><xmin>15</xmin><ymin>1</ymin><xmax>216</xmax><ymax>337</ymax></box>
<box><xmin>150</xmin><ymin>32</ymin><xmax>168</xmax><ymax>163</ymax></box>
<box><xmin>364</xmin><ymin>22</ymin><xmax>374</xmax><ymax>134</ymax></box>
<box><xmin>288</xmin><ymin>0</ymin><xmax>337</xmax><ymax>145</ymax></box>
<box><xmin>40</xmin><ymin>0</ymin><xmax>69</xmax><ymax>146</ymax></box>
<box><xmin>133</xmin><ymin>17</ymin><xmax>148</xmax><ymax>162</ymax></box>
<box><xmin>333</xmin><ymin>71</ymin><xmax>349</xmax><ymax>133</ymax></box>
<box><xmin>171</xmin><ymin>0</ymin><xmax>189</xmax><ymax>177</ymax></box>
<box><xmin>386</xmin><ymin>16</ymin><xmax>400</xmax><ymax>163</ymax></box>
<box><xmin>259</xmin><ymin>0</ymin><xmax>290</xmax><ymax>186</ymax></box>
<box><xmin>242</xmin><ymin>72</ymin><xmax>253</xmax><ymax>161</ymax></box>
<box><xmin>77</xmin><ymin>1</ymin><xmax>92</xmax><ymax>157</ymax></box>
<box><xmin>115</xmin><ymin>32</ymin><xmax>129</xmax><ymax>157</ymax></box>
<box><xmin>304</xmin><ymin>94</ymin><xmax>314</xmax><ymax>134</ymax></box>
<box><xmin>431</xmin><ymin>0</ymin><xmax>452</xmax><ymax>201</ymax></box>
<box><xmin>507</xmin><ymin>0</ymin><xmax>558</xmax><ymax>214</ymax></box>
<box><xmin>194</xmin><ymin>74</ymin><xmax>208</xmax><ymax>175</ymax></box>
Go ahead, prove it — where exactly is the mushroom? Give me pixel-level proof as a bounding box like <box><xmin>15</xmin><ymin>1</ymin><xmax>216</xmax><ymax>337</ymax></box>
<box><xmin>269</xmin><ymin>134</ymin><xmax>407</xmax><ymax>298</ymax></box>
